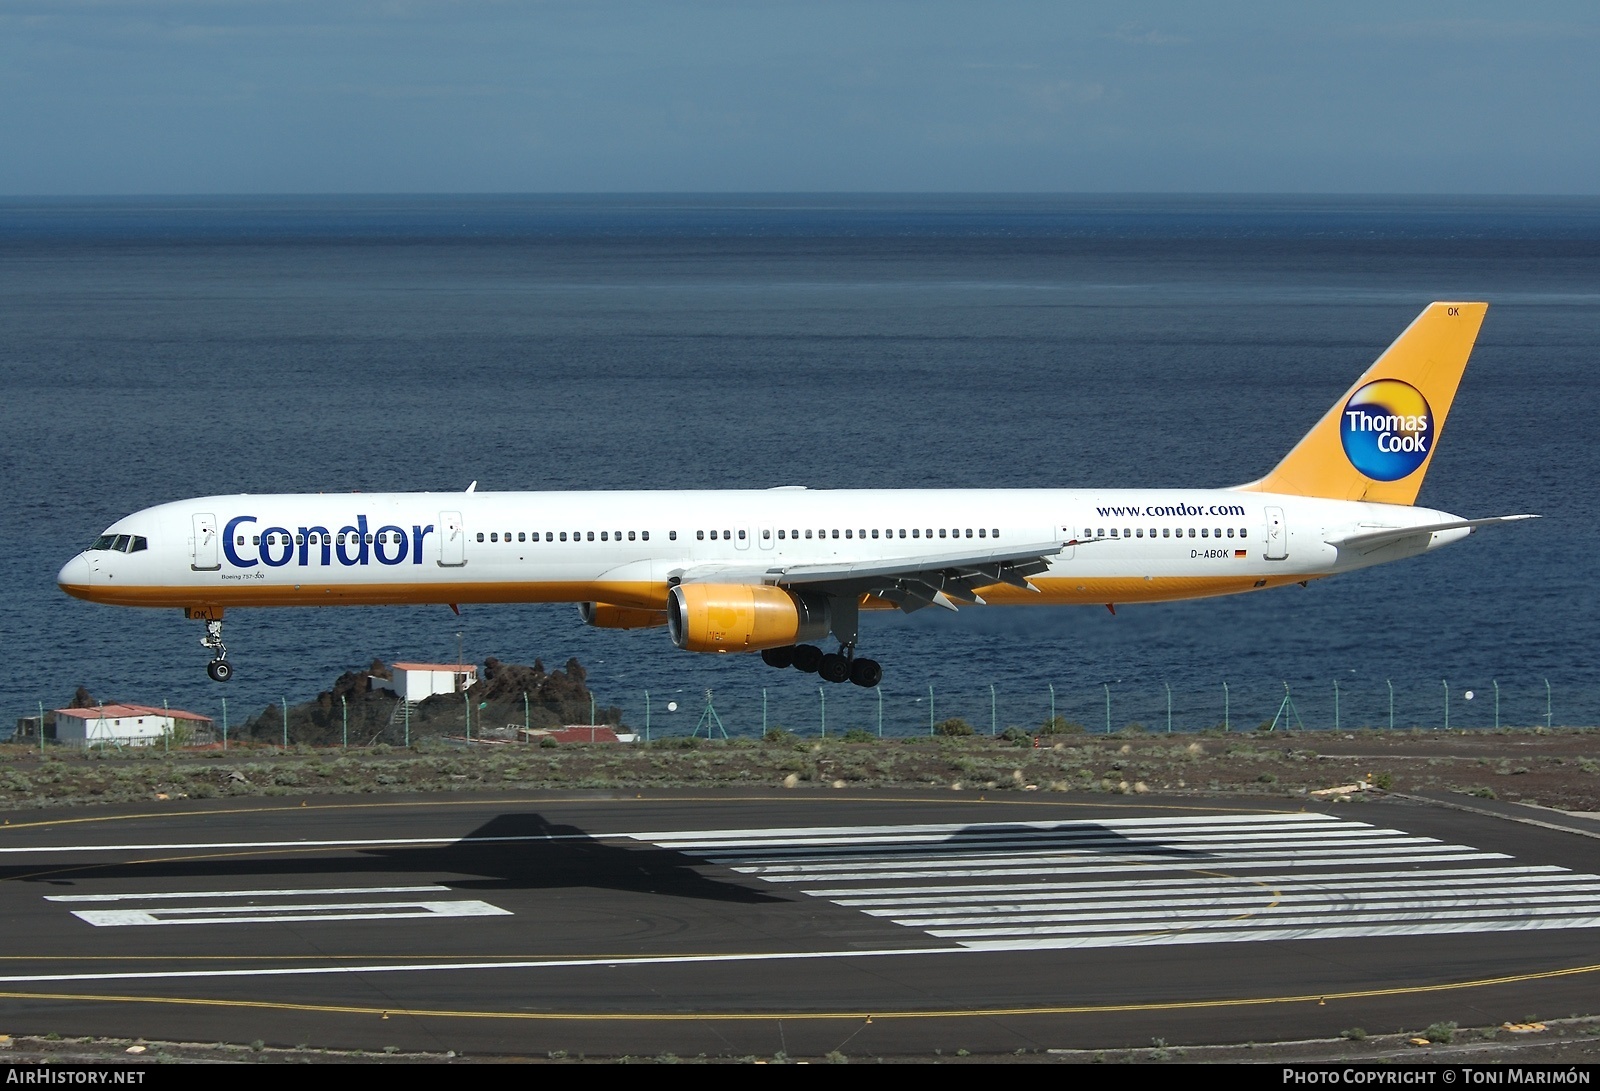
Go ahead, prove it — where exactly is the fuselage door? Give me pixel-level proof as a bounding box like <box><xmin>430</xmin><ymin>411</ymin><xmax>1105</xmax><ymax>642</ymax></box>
<box><xmin>191</xmin><ymin>513</ymin><xmax>220</xmax><ymax>571</ymax></box>
<box><xmin>1264</xmin><ymin>506</ymin><xmax>1288</xmax><ymax>560</ymax></box>
<box><xmin>735</xmin><ymin>524</ymin><xmax>752</xmax><ymax>551</ymax></box>
<box><xmin>758</xmin><ymin>524</ymin><xmax>775</xmax><ymax>550</ymax></box>
<box><xmin>439</xmin><ymin>511</ymin><xmax>466</xmax><ymax>567</ymax></box>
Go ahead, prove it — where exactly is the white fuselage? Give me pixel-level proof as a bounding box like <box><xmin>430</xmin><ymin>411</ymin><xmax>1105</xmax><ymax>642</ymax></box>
<box><xmin>58</xmin><ymin>486</ymin><xmax>1468</xmax><ymax>614</ymax></box>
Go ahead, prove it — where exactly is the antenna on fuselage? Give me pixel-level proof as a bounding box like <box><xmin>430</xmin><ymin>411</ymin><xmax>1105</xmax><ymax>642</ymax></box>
<box><xmin>465</xmin><ymin>480</ymin><xmax>477</xmax><ymax>493</ymax></box>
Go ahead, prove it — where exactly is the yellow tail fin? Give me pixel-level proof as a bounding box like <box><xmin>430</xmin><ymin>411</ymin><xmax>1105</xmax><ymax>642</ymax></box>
<box><xmin>1238</xmin><ymin>302</ymin><xmax>1487</xmax><ymax>505</ymax></box>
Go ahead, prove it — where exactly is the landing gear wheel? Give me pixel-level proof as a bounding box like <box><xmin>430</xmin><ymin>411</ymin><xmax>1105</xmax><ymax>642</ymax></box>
<box><xmin>849</xmin><ymin>658</ymin><xmax>882</xmax><ymax>688</ymax></box>
<box><xmin>761</xmin><ymin>646</ymin><xmax>796</xmax><ymax>670</ymax></box>
<box><xmin>198</xmin><ymin>617</ymin><xmax>232</xmax><ymax>682</ymax></box>
<box><xmin>818</xmin><ymin>653</ymin><xmax>851</xmax><ymax>684</ymax></box>
<box><xmin>791</xmin><ymin>644</ymin><xmax>823</xmax><ymax>674</ymax></box>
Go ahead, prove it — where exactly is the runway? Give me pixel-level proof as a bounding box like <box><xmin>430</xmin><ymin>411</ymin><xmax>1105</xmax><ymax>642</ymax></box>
<box><xmin>0</xmin><ymin>791</ymin><xmax>1597</xmax><ymax>1058</ymax></box>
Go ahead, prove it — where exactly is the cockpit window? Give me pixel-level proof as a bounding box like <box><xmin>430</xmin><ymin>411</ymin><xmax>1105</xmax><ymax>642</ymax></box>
<box><xmin>88</xmin><ymin>534</ymin><xmax>148</xmax><ymax>553</ymax></box>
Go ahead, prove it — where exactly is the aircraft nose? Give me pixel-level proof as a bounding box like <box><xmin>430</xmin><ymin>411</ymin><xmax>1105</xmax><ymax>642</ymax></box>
<box><xmin>57</xmin><ymin>554</ymin><xmax>92</xmax><ymax>594</ymax></box>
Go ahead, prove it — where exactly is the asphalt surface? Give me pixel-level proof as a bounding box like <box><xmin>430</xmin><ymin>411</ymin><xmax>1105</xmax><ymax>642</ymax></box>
<box><xmin>0</xmin><ymin>790</ymin><xmax>1598</xmax><ymax>1058</ymax></box>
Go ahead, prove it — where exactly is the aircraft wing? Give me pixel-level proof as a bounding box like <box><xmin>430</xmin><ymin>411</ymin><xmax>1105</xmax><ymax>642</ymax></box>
<box><xmin>675</xmin><ymin>538</ymin><xmax>1070</xmax><ymax>613</ymax></box>
<box><xmin>1326</xmin><ymin>514</ymin><xmax>1539</xmax><ymax>554</ymax></box>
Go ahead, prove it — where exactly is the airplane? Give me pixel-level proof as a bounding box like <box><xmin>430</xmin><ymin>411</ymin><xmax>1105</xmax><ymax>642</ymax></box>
<box><xmin>57</xmin><ymin>302</ymin><xmax>1535</xmax><ymax>689</ymax></box>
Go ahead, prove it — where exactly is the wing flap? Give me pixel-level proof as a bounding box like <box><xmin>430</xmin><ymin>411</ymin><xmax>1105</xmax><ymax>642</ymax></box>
<box><xmin>674</xmin><ymin>539</ymin><xmax>1066</xmax><ymax>614</ymax></box>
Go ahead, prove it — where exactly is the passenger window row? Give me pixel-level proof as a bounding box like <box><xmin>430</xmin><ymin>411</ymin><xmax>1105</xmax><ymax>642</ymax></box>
<box><xmin>239</xmin><ymin>532</ymin><xmax>400</xmax><ymax>546</ymax></box>
<box><xmin>773</xmin><ymin>528</ymin><xmax>1000</xmax><ymax>541</ymax></box>
<box><xmin>1089</xmin><ymin>527</ymin><xmax>1250</xmax><ymax>540</ymax></box>
<box><xmin>474</xmin><ymin>530</ymin><xmax>652</xmax><ymax>543</ymax></box>
<box><xmin>463</xmin><ymin>527</ymin><xmax>1006</xmax><ymax>545</ymax></box>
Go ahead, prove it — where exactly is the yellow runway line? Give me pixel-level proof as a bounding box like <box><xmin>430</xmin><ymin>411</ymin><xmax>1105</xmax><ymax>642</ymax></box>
<box><xmin>2</xmin><ymin>959</ymin><xmax>1597</xmax><ymax>1024</ymax></box>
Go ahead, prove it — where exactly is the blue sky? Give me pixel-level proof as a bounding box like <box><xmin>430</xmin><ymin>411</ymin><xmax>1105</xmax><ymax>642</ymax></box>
<box><xmin>2</xmin><ymin>1</ymin><xmax>1596</xmax><ymax>194</ymax></box>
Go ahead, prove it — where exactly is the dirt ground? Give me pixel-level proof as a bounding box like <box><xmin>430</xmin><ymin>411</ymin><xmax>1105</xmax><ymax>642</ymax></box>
<box><xmin>0</xmin><ymin>725</ymin><xmax>1596</xmax><ymax>812</ymax></box>
<box><xmin>3</xmin><ymin>1021</ymin><xmax>1599</xmax><ymax>1065</ymax></box>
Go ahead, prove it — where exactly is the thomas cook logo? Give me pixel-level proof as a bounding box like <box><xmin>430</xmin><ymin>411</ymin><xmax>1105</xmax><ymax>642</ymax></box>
<box><xmin>1340</xmin><ymin>379</ymin><xmax>1434</xmax><ymax>481</ymax></box>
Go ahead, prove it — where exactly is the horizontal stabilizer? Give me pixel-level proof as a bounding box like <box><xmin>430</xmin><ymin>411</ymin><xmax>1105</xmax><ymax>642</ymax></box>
<box><xmin>1327</xmin><ymin>514</ymin><xmax>1539</xmax><ymax>553</ymax></box>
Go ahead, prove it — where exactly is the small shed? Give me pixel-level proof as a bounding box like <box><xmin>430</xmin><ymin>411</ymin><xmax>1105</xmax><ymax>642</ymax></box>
<box><xmin>51</xmin><ymin>704</ymin><xmax>214</xmax><ymax>748</ymax></box>
<box><xmin>386</xmin><ymin>662</ymin><xmax>479</xmax><ymax>702</ymax></box>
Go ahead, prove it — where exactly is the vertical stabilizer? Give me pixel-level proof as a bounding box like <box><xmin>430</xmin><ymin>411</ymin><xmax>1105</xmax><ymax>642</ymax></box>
<box><xmin>1237</xmin><ymin>302</ymin><xmax>1487</xmax><ymax>505</ymax></box>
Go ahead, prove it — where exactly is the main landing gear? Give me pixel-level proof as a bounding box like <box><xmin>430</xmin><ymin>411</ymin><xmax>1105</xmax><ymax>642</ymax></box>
<box><xmin>193</xmin><ymin>613</ymin><xmax>233</xmax><ymax>682</ymax></box>
<box><xmin>761</xmin><ymin>645</ymin><xmax>883</xmax><ymax>689</ymax></box>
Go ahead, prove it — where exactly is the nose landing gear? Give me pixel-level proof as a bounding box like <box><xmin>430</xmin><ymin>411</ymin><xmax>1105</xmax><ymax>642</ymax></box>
<box><xmin>187</xmin><ymin>608</ymin><xmax>233</xmax><ymax>682</ymax></box>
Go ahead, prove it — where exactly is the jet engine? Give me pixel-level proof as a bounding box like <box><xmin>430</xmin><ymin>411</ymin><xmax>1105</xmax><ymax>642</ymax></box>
<box><xmin>577</xmin><ymin>602</ymin><xmax>669</xmax><ymax>630</ymax></box>
<box><xmin>667</xmin><ymin>583</ymin><xmax>830</xmax><ymax>653</ymax></box>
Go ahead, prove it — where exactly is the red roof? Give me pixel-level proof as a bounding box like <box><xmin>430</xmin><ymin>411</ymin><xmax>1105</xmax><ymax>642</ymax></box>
<box><xmin>54</xmin><ymin>704</ymin><xmax>212</xmax><ymax>723</ymax></box>
<box><xmin>390</xmin><ymin>662</ymin><xmax>477</xmax><ymax>673</ymax></box>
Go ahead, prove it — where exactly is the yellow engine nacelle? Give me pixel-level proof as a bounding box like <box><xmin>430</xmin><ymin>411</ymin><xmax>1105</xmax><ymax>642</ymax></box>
<box><xmin>667</xmin><ymin>583</ymin><xmax>830</xmax><ymax>653</ymax></box>
<box><xmin>578</xmin><ymin>602</ymin><xmax>670</xmax><ymax>630</ymax></box>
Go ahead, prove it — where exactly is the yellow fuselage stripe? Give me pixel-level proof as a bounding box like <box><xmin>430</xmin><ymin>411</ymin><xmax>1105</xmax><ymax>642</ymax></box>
<box><xmin>61</xmin><ymin>574</ymin><xmax>1305</xmax><ymax>612</ymax></box>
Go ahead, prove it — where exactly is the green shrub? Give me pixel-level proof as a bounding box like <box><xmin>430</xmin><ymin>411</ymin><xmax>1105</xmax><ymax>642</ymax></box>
<box><xmin>934</xmin><ymin>718</ymin><xmax>974</xmax><ymax>737</ymax></box>
<box><xmin>1038</xmin><ymin>717</ymin><xmax>1085</xmax><ymax>736</ymax></box>
<box><xmin>763</xmin><ymin>727</ymin><xmax>795</xmax><ymax>744</ymax></box>
<box><xmin>1423</xmin><ymin>1021</ymin><xmax>1457</xmax><ymax>1044</ymax></box>
<box><xmin>842</xmin><ymin>729</ymin><xmax>875</xmax><ymax>743</ymax></box>
<box><xmin>1000</xmin><ymin>727</ymin><xmax>1032</xmax><ymax>746</ymax></box>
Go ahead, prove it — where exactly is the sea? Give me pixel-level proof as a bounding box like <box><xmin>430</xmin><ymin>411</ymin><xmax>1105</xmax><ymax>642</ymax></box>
<box><xmin>2</xmin><ymin>194</ymin><xmax>1597</xmax><ymax>739</ymax></box>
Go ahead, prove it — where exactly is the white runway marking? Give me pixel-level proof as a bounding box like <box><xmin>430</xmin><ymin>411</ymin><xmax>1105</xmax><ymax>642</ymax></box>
<box><xmin>639</xmin><ymin>812</ymin><xmax>1600</xmax><ymax>950</ymax></box>
<box><xmin>71</xmin><ymin>900</ymin><xmax>511</xmax><ymax>928</ymax></box>
<box><xmin>46</xmin><ymin>885</ymin><xmax>450</xmax><ymax>903</ymax></box>
<box><xmin>44</xmin><ymin>883</ymin><xmax>509</xmax><ymax>929</ymax></box>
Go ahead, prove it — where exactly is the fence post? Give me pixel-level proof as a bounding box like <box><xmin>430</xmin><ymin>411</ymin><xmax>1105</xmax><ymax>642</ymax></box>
<box><xmin>1333</xmin><ymin>680</ymin><xmax>1340</xmax><ymax>732</ymax></box>
<box><xmin>1165</xmin><ymin>683</ymin><xmax>1172</xmax><ymax>733</ymax></box>
<box><xmin>1048</xmin><ymin>682</ymin><xmax>1056</xmax><ymax>728</ymax></box>
<box><xmin>1387</xmin><ymin>679</ymin><xmax>1394</xmax><ymax>730</ymax></box>
<box><xmin>1493</xmin><ymin>680</ymin><xmax>1500</xmax><ymax>729</ymax></box>
<box><xmin>589</xmin><ymin>694</ymin><xmax>596</xmax><ymax>727</ymax></box>
<box><xmin>762</xmin><ymin>688</ymin><xmax>768</xmax><ymax>736</ymax></box>
<box><xmin>463</xmin><ymin>692</ymin><xmax>470</xmax><ymax>743</ymax></box>
<box><xmin>877</xmin><ymin>686</ymin><xmax>883</xmax><ymax>738</ymax></box>
<box><xmin>280</xmin><ymin>697</ymin><xmax>288</xmax><ymax>750</ymax></box>
<box><xmin>523</xmin><ymin>691</ymin><xmax>529</xmax><ymax>734</ymax></box>
<box><xmin>221</xmin><ymin>697</ymin><xmax>228</xmax><ymax>751</ymax></box>
<box><xmin>928</xmin><ymin>684</ymin><xmax>934</xmax><ymax>736</ymax></box>
<box><xmin>341</xmin><ymin>694</ymin><xmax>348</xmax><ymax>749</ymax></box>
<box><xmin>163</xmin><ymin>699</ymin><xmax>170</xmax><ymax>753</ymax></box>
<box><xmin>1103</xmin><ymin>683</ymin><xmax>1111</xmax><ymax>734</ymax></box>
<box><xmin>37</xmin><ymin>700</ymin><xmax>44</xmax><ymax>755</ymax></box>
<box><xmin>819</xmin><ymin>686</ymin><xmax>826</xmax><ymax>738</ymax></box>
<box><xmin>1545</xmin><ymin>678</ymin><xmax>1552</xmax><ymax>729</ymax></box>
<box><xmin>1442</xmin><ymin>680</ymin><xmax>1449</xmax><ymax>731</ymax></box>
<box><xmin>990</xmin><ymin>684</ymin><xmax>997</xmax><ymax>736</ymax></box>
<box><xmin>644</xmin><ymin>690</ymin><xmax>651</xmax><ymax>742</ymax></box>
<box><xmin>1223</xmin><ymin>681</ymin><xmax>1229</xmax><ymax>732</ymax></box>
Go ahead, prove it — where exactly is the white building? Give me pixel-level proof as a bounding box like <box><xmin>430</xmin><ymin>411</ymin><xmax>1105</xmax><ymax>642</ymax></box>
<box><xmin>51</xmin><ymin>704</ymin><xmax>213</xmax><ymax>748</ymax></box>
<box><xmin>383</xmin><ymin>662</ymin><xmax>479</xmax><ymax>702</ymax></box>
